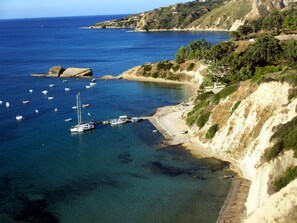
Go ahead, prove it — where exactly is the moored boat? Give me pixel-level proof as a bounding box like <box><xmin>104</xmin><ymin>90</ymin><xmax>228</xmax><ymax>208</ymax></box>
<box><xmin>16</xmin><ymin>115</ymin><xmax>23</xmax><ymax>121</ymax></box>
<box><xmin>49</xmin><ymin>84</ymin><xmax>55</xmax><ymax>87</ymax></box>
<box><xmin>48</xmin><ymin>96</ymin><xmax>54</xmax><ymax>100</ymax></box>
<box><xmin>6</xmin><ymin>102</ymin><xmax>10</xmax><ymax>108</ymax></box>
<box><xmin>42</xmin><ymin>90</ymin><xmax>48</xmax><ymax>95</ymax></box>
<box><xmin>65</xmin><ymin>118</ymin><xmax>72</xmax><ymax>122</ymax></box>
<box><xmin>29</xmin><ymin>89</ymin><xmax>33</xmax><ymax>93</ymax></box>
<box><xmin>111</xmin><ymin>115</ymin><xmax>128</xmax><ymax>126</ymax></box>
<box><xmin>70</xmin><ymin>93</ymin><xmax>95</xmax><ymax>133</ymax></box>
<box><xmin>22</xmin><ymin>100</ymin><xmax>30</xmax><ymax>104</ymax></box>
<box><xmin>65</xmin><ymin>88</ymin><xmax>70</xmax><ymax>91</ymax></box>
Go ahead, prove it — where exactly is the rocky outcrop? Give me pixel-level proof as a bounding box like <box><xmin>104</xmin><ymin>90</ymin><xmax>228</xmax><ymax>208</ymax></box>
<box><xmin>59</xmin><ymin>68</ymin><xmax>93</xmax><ymax>78</ymax></box>
<box><xmin>48</xmin><ymin>65</ymin><xmax>65</xmax><ymax>77</ymax></box>
<box><xmin>31</xmin><ymin>66</ymin><xmax>93</xmax><ymax>78</ymax></box>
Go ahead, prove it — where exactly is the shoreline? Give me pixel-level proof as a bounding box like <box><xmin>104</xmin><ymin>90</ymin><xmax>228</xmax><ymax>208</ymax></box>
<box><xmin>142</xmin><ymin>80</ymin><xmax>250</xmax><ymax>222</ymax></box>
<box><xmin>148</xmin><ymin>103</ymin><xmax>250</xmax><ymax>223</ymax></box>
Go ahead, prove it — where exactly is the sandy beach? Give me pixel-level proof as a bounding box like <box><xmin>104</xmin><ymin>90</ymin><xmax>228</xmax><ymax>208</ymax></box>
<box><xmin>144</xmin><ymin>81</ymin><xmax>250</xmax><ymax>222</ymax></box>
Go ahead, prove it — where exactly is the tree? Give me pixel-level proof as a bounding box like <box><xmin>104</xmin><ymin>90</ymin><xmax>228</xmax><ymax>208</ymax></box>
<box><xmin>176</xmin><ymin>46</ymin><xmax>187</xmax><ymax>63</ymax></box>
<box><xmin>283</xmin><ymin>40</ymin><xmax>297</xmax><ymax>65</ymax></box>
<box><xmin>244</xmin><ymin>35</ymin><xmax>282</xmax><ymax>66</ymax></box>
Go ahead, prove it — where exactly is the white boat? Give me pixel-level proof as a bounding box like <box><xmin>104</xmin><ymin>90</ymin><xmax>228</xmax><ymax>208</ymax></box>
<box><xmin>49</xmin><ymin>84</ymin><xmax>55</xmax><ymax>87</ymax></box>
<box><xmin>35</xmin><ymin>109</ymin><xmax>39</xmax><ymax>114</ymax></box>
<box><xmin>62</xmin><ymin>80</ymin><xmax>68</xmax><ymax>83</ymax></box>
<box><xmin>16</xmin><ymin>115</ymin><xmax>23</xmax><ymax>121</ymax></box>
<box><xmin>90</xmin><ymin>82</ymin><xmax>96</xmax><ymax>86</ymax></box>
<box><xmin>86</xmin><ymin>85</ymin><xmax>91</xmax><ymax>89</ymax></box>
<box><xmin>70</xmin><ymin>93</ymin><xmax>95</xmax><ymax>133</ymax></box>
<box><xmin>131</xmin><ymin>117</ymin><xmax>139</xmax><ymax>123</ymax></box>
<box><xmin>29</xmin><ymin>89</ymin><xmax>33</xmax><ymax>93</ymax></box>
<box><xmin>72</xmin><ymin>106</ymin><xmax>77</xmax><ymax>109</ymax></box>
<box><xmin>111</xmin><ymin>115</ymin><xmax>128</xmax><ymax>126</ymax></box>
<box><xmin>65</xmin><ymin>88</ymin><xmax>70</xmax><ymax>91</ymax></box>
<box><xmin>82</xmin><ymin>104</ymin><xmax>90</xmax><ymax>108</ymax></box>
<box><xmin>42</xmin><ymin>90</ymin><xmax>48</xmax><ymax>95</ymax></box>
<box><xmin>65</xmin><ymin>118</ymin><xmax>72</xmax><ymax>122</ymax></box>
<box><xmin>6</xmin><ymin>102</ymin><xmax>10</xmax><ymax>108</ymax></box>
<box><xmin>54</xmin><ymin>108</ymin><xmax>58</xmax><ymax>112</ymax></box>
<box><xmin>48</xmin><ymin>96</ymin><xmax>54</xmax><ymax>100</ymax></box>
<box><xmin>0</xmin><ymin>100</ymin><xmax>3</xmax><ymax>105</ymax></box>
<box><xmin>22</xmin><ymin>100</ymin><xmax>30</xmax><ymax>104</ymax></box>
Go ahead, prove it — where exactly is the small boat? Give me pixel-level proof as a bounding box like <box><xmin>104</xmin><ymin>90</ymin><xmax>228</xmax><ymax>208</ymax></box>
<box><xmin>65</xmin><ymin>118</ymin><xmax>72</xmax><ymax>122</ymax></box>
<box><xmin>72</xmin><ymin>106</ymin><xmax>77</xmax><ymax>110</ymax></box>
<box><xmin>42</xmin><ymin>90</ymin><xmax>48</xmax><ymax>95</ymax></box>
<box><xmin>35</xmin><ymin>109</ymin><xmax>39</xmax><ymax>114</ymax></box>
<box><xmin>0</xmin><ymin>100</ymin><xmax>3</xmax><ymax>105</ymax></box>
<box><xmin>16</xmin><ymin>115</ymin><xmax>23</xmax><ymax>121</ymax></box>
<box><xmin>89</xmin><ymin>82</ymin><xmax>96</xmax><ymax>86</ymax></box>
<box><xmin>22</xmin><ymin>100</ymin><xmax>30</xmax><ymax>104</ymax></box>
<box><xmin>86</xmin><ymin>85</ymin><xmax>91</xmax><ymax>89</ymax></box>
<box><xmin>111</xmin><ymin>116</ymin><xmax>128</xmax><ymax>126</ymax></box>
<box><xmin>91</xmin><ymin>78</ymin><xmax>96</xmax><ymax>83</ymax></box>
<box><xmin>70</xmin><ymin>93</ymin><xmax>95</xmax><ymax>133</ymax></box>
<box><xmin>48</xmin><ymin>96</ymin><xmax>54</xmax><ymax>100</ymax></box>
<box><xmin>152</xmin><ymin>130</ymin><xmax>158</xmax><ymax>133</ymax></box>
<box><xmin>131</xmin><ymin>117</ymin><xmax>139</xmax><ymax>123</ymax></box>
<box><xmin>29</xmin><ymin>89</ymin><xmax>33</xmax><ymax>93</ymax></box>
<box><xmin>6</xmin><ymin>102</ymin><xmax>10</xmax><ymax>108</ymax></box>
<box><xmin>65</xmin><ymin>88</ymin><xmax>70</xmax><ymax>91</ymax></box>
<box><xmin>62</xmin><ymin>80</ymin><xmax>68</xmax><ymax>83</ymax></box>
<box><xmin>49</xmin><ymin>84</ymin><xmax>55</xmax><ymax>88</ymax></box>
<box><xmin>82</xmin><ymin>104</ymin><xmax>90</xmax><ymax>108</ymax></box>
<box><xmin>54</xmin><ymin>108</ymin><xmax>58</xmax><ymax>112</ymax></box>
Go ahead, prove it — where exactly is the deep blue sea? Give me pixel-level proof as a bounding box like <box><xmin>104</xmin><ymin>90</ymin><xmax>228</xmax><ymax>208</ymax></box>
<box><xmin>0</xmin><ymin>15</ymin><xmax>232</xmax><ymax>223</ymax></box>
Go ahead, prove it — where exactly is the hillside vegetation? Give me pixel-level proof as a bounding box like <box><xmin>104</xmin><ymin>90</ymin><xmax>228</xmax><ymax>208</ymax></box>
<box><xmin>90</xmin><ymin>0</ymin><xmax>297</xmax><ymax>31</ymax></box>
<box><xmin>91</xmin><ymin>0</ymin><xmax>225</xmax><ymax>30</ymax></box>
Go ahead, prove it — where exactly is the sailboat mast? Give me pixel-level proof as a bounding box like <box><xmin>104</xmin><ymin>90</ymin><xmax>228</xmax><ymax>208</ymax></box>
<box><xmin>78</xmin><ymin>93</ymin><xmax>82</xmax><ymax>123</ymax></box>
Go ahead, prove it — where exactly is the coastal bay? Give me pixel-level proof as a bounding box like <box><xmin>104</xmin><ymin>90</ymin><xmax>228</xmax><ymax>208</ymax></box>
<box><xmin>0</xmin><ymin>15</ymin><xmax>233</xmax><ymax>223</ymax></box>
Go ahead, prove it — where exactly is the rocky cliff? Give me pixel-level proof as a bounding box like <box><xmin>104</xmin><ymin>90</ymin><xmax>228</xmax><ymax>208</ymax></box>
<box><xmin>188</xmin><ymin>78</ymin><xmax>297</xmax><ymax>222</ymax></box>
<box><xmin>90</xmin><ymin>0</ymin><xmax>297</xmax><ymax>31</ymax></box>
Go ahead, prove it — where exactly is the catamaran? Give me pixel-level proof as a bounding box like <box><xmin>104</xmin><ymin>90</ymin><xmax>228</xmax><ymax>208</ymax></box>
<box><xmin>70</xmin><ymin>93</ymin><xmax>95</xmax><ymax>133</ymax></box>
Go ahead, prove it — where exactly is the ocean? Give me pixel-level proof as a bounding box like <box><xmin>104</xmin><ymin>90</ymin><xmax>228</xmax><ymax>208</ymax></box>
<box><xmin>0</xmin><ymin>15</ymin><xmax>232</xmax><ymax>223</ymax></box>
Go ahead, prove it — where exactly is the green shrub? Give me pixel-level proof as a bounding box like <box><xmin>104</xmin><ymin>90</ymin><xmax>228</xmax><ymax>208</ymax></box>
<box><xmin>196</xmin><ymin>92</ymin><xmax>214</xmax><ymax>101</ymax></box>
<box><xmin>205</xmin><ymin>124</ymin><xmax>219</xmax><ymax>139</ymax></box>
<box><xmin>230</xmin><ymin>101</ymin><xmax>241</xmax><ymax>115</ymax></box>
<box><xmin>264</xmin><ymin>141</ymin><xmax>284</xmax><ymax>162</ymax></box>
<box><xmin>212</xmin><ymin>84</ymin><xmax>239</xmax><ymax>105</ymax></box>
<box><xmin>172</xmin><ymin>64</ymin><xmax>180</xmax><ymax>72</ymax></box>
<box><xmin>187</xmin><ymin>63</ymin><xmax>195</xmax><ymax>71</ymax></box>
<box><xmin>152</xmin><ymin>73</ymin><xmax>159</xmax><ymax>78</ymax></box>
<box><xmin>252</xmin><ymin>65</ymin><xmax>283</xmax><ymax>83</ymax></box>
<box><xmin>143</xmin><ymin>64</ymin><xmax>152</xmax><ymax>72</ymax></box>
<box><xmin>266</xmin><ymin>116</ymin><xmax>297</xmax><ymax>161</ymax></box>
<box><xmin>196</xmin><ymin>112</ymin><xmax>211</xmax><ymax>129</ymax></box>
<box><xmin>273</xmin><ymin>166</ymin><xmax>297</xmax><ymax>191</ymax></box>
<box><xmin>192</xmin><ymin>101</ymin><xmax>209</xmax><ymax>112</ymax></box>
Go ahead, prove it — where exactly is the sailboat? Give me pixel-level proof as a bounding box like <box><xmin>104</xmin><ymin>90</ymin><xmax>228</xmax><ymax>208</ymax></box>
<box><xmin>70</xmin><ymin>93</ymin><xmax>95</xmax><ymax>133</ymax></box>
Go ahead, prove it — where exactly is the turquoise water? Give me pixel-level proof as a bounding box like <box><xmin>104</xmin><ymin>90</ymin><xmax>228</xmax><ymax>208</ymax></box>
<box><xmin>0</xmin><ymin>15</ymin><xmax>232</xmax><ymax>223</ymax></box>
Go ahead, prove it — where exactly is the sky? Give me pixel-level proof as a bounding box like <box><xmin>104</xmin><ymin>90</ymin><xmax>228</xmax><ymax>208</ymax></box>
<box><xmin>0</xmin><ymin>0</ymin><xmax>191</xmax><ymax>19</ymax></box>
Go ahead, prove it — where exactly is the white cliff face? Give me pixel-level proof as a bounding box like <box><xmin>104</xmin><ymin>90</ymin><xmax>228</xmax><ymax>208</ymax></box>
<box><xmin>192</xmin><ymin>81</ymin><xmax>297</xmax><ymax>221</ymax></box>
